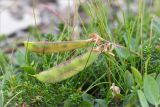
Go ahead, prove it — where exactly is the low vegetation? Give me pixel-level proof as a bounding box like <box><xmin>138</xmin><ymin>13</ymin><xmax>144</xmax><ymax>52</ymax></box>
<box><xmin>0</xmin><ymin>0</ymin><xmax>160</xmax><ymax>107</ymax></box>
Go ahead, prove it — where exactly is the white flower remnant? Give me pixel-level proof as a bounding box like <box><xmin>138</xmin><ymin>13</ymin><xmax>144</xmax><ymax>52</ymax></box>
<box><xmin>110</xmin><ymin>83</ymin><xmax>120</xmax><ymax>96</ymax></box>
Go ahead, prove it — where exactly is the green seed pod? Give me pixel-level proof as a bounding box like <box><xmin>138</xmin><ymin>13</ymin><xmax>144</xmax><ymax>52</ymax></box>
<box><xmin>34</xmin><ymin>51</ymin><xmax>99</xmax><ymax>83</ymax></box>
<box><xmin>24</xmin><ymin>39</ymin><xmax>92</xmax><ymax>53</ymax></box>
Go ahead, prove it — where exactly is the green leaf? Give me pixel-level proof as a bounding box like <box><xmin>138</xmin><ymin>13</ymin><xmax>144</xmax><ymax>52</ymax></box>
<box><xmin>156</xmin><ymin>74</ymin><xmax>160</xmax><ymax>92</ymax></box>
<box><xmin>143</xmin><ymin>75</ymin><xmax>160</xmax><ymax>106</ymax></box>
<box><xmin>79</xmin><ymin>101</ymin><xmax>93</xmax><ymax>107</ymax></box>
<box><xmin>94</xmin><ymin>99</ymin><xmax>107</xmax><ymax>107</ymax></box>
<box><xmin>123</xmin><ymin>34</ymin><xmax>135</xmax><ymax>51</ymax></box>
<box><xmin>63</xmin><ymin>100</ymin><xmax>73</xmax><ymax>107</ymax></box>
<box><xmin>15</xmin><ymin>50</ymin><xmax>26</xmax><ymax>66</ymax></box>
<box><xmin>156</xmin><ymin>74</ymin><xmax>160</xmax><ymax>104</ymax></box>
<box><xmin>152</xmin><ymin>17</ymin><xmax>160</xmax><ymax>33</ymax></box>
<box><xmin>0</xmin><ymin>90</ymin><xmax>3</xmax><ymax>107</ymax></box>
<box><xmin>82</xmin><ymin>93</ymin><xmax>94</xmax><ymax>103</ymax></box>
<box><xmin>124</xmin><ymin>70</ymin><xmax>134</xmax><ymax>88</ymax></box>
<box><xmin>131</xmin><ymin>66</ymin><xmax>142</xmax><ymax>86</ymax></box>
<box><xmin>115</xmin><ymin>48</ymin><xmax>130</xmax><ymax>59</ymax></box>
<box><xmin>79</xmin><ymin>93</ymin><xmax>94</xmax><ymax>107</ymax></box>
<box><xmin>123</xmin><ymin>94</ymin><xmax>139</xmax><ymax>107</ymax></box>
<box><xmin>21</xmin><ymin>66</ymin><xmax>36</xmax><ymax>75</ymax></box>
<box><xmin>137</xmin><ymin>90</ymin><xmax>149</xmax><ymax>107</ymax></box>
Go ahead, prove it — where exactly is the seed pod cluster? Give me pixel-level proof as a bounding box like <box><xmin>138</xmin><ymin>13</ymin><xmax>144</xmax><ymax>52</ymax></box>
<box><xmin>24</xmin><ymin>39</ymin><xmax>92</xmax><ymax>54</ymax></box>
<box><xmin>23</xmin><ymin>34</ymin><xmax>109</xmax><ymax>83</ymax></box>
<box><xmin>34</xmin><ymin>51</ymin><xmax>99</xmax><ymax>83</ymax></box>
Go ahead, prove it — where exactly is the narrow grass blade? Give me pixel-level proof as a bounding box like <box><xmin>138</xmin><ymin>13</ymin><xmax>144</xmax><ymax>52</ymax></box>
<box><xmin>4</xmin><ymin>91</ymin><xmax>22</xmax><ymax>107</ymax></box>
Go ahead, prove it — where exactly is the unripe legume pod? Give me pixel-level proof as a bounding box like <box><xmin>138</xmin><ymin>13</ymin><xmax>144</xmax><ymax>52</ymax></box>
<box><xmin>34</xmin><ymin>51</ymin><xmax>99</xmax><ymax>83</ymax></box>
<box><xmin>24</xmin><ymin>39</ymin><xmax>92</xmax><ymax>53</ymax></box>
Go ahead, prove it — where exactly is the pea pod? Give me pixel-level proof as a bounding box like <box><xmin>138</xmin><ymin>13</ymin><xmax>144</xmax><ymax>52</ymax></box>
<box><xmin>24</xmin><ymin>39</ymin><xmax>92</xmax><ymax>53</ymax></box>
<box><xmin>34</xmin><ymin>51</ymin><xmax>99</xmax><ymax>83</ymax></box>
